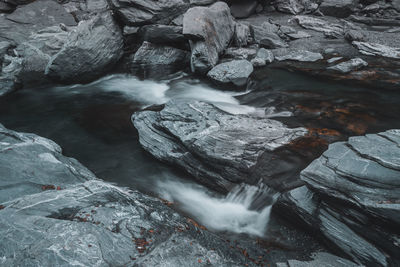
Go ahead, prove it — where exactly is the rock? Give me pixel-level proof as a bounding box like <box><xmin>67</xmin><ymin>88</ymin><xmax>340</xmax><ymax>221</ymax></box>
<box><xmin>207</xmin><ymin>59</ymin><xmax>254</xmax><ymax>86</ymax></box>
<box><xmin>275</xmin><ymin>50</ymin><xmax>323</xmax><ymax>62</ymax></box>
<box><xmin>286</xmin><ymin>31</ymin><xmax>312</xmax><ymax>39</ymax></box>
<box><xmin>230</xmin><ymin>0</ymin><xmax>258</xmax><ymax>19</ymax></box>
<box><xmin>259</xmin><ymin>34</ymin><xmax>289</xmax><ymax>49</ymax></box>
<box><xmin>0</xmin><ymin>1</ymin><xmax>14</xmax><ymax>13</ymax></box>
<box><xmin>0</xmin><ymin>125</ymin><xmax>254</xmax><ymax>266</ymax></box>
<box><xmin>294</xmin><ymin>15</ymin><xmax>344</xmax><ymax>38</ymax></box>
<box><xmin>233</xmin><ymin>23</ymin><xmax>251</xmax><ymax>47</ymax></box>
<box><xmin>133</xmin><ymin>100</ymin><xmax>307</xmax><ymax>192</ymax></box>
<box><xmin>352</xmin><ymin>41</ymin><xmax>400</xmax><ymax>59</ymax></box>
<box><xmin>274</xmin><ymin>0</ymin><xmax>319</xmax><ymax>15</ymax></box>
<box><xmin>0</xmin><ymin>0</ymin><xmax>77</xmax><ymax>45</ymax></box>
<box><xmin>224</xmin><ymin>47</ymin><xmax>257</xmax><ymax>60</ymax></box>
<box><xmin>251</xmin><ymin>48</ymin><xmax>274</xmax><ymax>67</ymax></box>
<box><xmin>46</xmin><ymin>12</ymin><xmax>124</xmax><ymax>83</ymax></box>
<box><xmin>137</xmin><ymin>24</ymin><xmax>188</xmax><ymax>50</ymax></box>
<box><xmin>0</xmin><ymin>41</ymin><xmax>10</xmax><ymax>66</ymax></box>
<box><xmin>344</xmin><ymin>29</ymin><xmax>365</xmax><ymax>42</ymax></box>
<box><xmin>183</xmin><ymin>2</ymin><xmax>235</xmax><ymax>73</ymax></box>
<box><xmin>0</xmin><ymin>123</ymin><xmax>96</xmax><ymax>203</ymax></box>
<box><xmin>190</xmin><ymin>0</ymin><xmax>216</xmax><ymax>5</ymax></box>
<box><xmin>319</xmin><ymin>0</ymin><xmax>355</xmax><ymax>18</ymax></box>
<box><xmin>131</xmin><ymin>41</ymin><xmax>190</xmax><ymax>70</ymax></box>
<box><xmin>277</xmin><ymin>252</ymin><xmax>361</xmax><ymax>267</ymax></box>
<box><xmin>250</xmin><ymin>22</ymin><xmax>279</xmax><ymax>44</ymax></box>
<box><xmin>327</xmin><ymin>56</ymin><xmax>343</xmax><ymax>63</ymax></box>
<box><xmin>276</xmin><ymin>130</ymin><xmax>400</xmax><ymax>266</ymax></box>
<box><xmin>327</xmin><ymin>58</ymin><xmax>368</xmax><ymax>73</ymax></box>
<box><xmin>109</xmin><ymin>0</ymin><xmax>189</xmax><ymax>26</ymax></box>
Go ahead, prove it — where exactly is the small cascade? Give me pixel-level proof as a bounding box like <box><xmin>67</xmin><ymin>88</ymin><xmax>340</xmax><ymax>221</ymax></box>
<box><xmin>157</xmin><ymin>180</ymin><xmax>280</xmax><ymax>237</ymax></box>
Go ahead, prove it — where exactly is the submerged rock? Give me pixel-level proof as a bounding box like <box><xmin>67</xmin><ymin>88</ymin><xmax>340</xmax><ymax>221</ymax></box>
<box><xmin>0</xmin><ymin>124</ymin><xmax>256</xmax><ymax>266</ymax></box>
<box><xmin>183</xmin><ymin>2</ymin><xmax>235</xmax><ymax>73</ymax></box>
<box><xmin>327</xmin><ymin>58</ymin><xmax>368</xmax><ymax>73</ymax></box>
<box><xmin>207</xmin><ymin>60</ymin><xmax>254</xmax><ymax>86</ymax></box>
<box><xmin>276</xmin><ymin>130</ymin><xmax>400</xmax><ymax>266</ymax></box>
<box><xmin>133</xmin><ymin>100</ymin><xmax>307</xmax><ymax>192</ymax></box>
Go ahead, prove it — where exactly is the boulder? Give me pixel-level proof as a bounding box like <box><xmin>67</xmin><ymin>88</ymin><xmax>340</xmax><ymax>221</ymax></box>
<box><xmin>109</xmin><ymin>0</ymin><xmax>189</xmax><ymax>26</ymax></box>
<box><xmin>250</xmin><ymin>48</ymin><xmax>274</xmax><ymax>67</ymax></box>
<box><xmin>250</xmin><ymin>22</ymin><xmax>279</xmax><ymax>44</ymax></box>
<box><xmin>131</xmin><ymin>41</ymin><xmax>190</xmax><ymax>73</ymax></box>
<box><xmin>327</xmin><ymin>58</ymin><xmax>368</xmax><ymax>73</ymax></box>
<box><xmin>230</xmin><ymin>0</ymin><xmax>258</xmax><ymax>19</ymax></box>
<box><xmin>133</xmin><ymin>100</ymin><xmax>307</xmax><ymax>192</ymax></box>
<box><xmin>183</xmin><ymin>2</ymin><xmax>235</xmax><ymax>73</ymax></box>
<box><xmin>276</xmin><ymin>130</ymin><xmax>400</xmax><ymax>266</ymax></box>
<box><xmin>207</xmin><ymin>59</ymin><xmax>254</xmax><ymax>86</ymax></box>
<box><xmin>46</xmin><ymin>12</ymin><xmax>124</xmax><ymax>83</ymax></box>
<box><xmin>224</xmin><ymin>47</ymin><xmax>257</xmax><ymax>60</ymax></box>
<box><xmin>233</xmin><ymin>23</ymin><xmax>251</xmax><ymax>47</ymax></box>
<box><xmin>319</xmin><ymin>0</ymin><xmax>355</xmax><ymax>18</ymax></box>
<box><xmin>0</xmin><ymin>125</ymin><xmax>254</xmax><ymax>267</ymax></box>
<box><xmin>274</xmin><ymin>0</ymin><xmax>319</xmax><ymax>15</ymax></box>
<box><xmin>344</xmin><ymin>30</ymin><xmax>365</xmax><ymax>42</ymax></box>
<box><xmin>137</xmin><ymin>24</ymin><xmax>188</xmax><ymax>50</ymax></box>
<box><xmin>352</xmin><ymin>41</ymin><xmax>400</xmax><ymax>59</ymax></box>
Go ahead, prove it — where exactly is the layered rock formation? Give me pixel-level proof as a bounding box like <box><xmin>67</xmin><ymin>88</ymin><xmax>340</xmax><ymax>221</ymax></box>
<box><xmin>133</xmin><ymin>100</ymin><xmax>307</xmax><ymax>192</ymax></box>
<box><xmin>0</xmin><ymin>124</ymin><xmax>258</xmax><ymax>266</ymax></box>
<box><xmin>276</xmin><ymin>130</ymin><xmax>400</xmax><ymax>266</ymax></box>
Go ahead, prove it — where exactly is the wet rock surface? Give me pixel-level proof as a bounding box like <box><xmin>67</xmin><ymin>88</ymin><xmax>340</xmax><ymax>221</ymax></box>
<box><xmin>133</xmin><ymin>100</ymin><xmax>307</xmax><ymax>192</ymax></box>
<box><xmin>207</xmin><ymin>59</ymin><xmax>254</xmax><ymax>86</ymax></box>
<box><xmin>276</xmin><ymin>130</ymin><xmax>400</xmax><ymax>266</ymax></box>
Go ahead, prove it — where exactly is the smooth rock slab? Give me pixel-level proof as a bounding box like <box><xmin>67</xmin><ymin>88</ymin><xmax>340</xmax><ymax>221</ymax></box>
<box><xmin>207</xmin><ymin>60</ymin><xmax>254</xmax><ymax>86</ymax></box>
<box><xmin>133</xmin><ymin>100</ymin><xmax>307</xmax><ymax>192</ymax></box>
<box><xmin>275</xmin><ymin>50</ymin><xmax>323</xmax><ymax>62</ymax></box>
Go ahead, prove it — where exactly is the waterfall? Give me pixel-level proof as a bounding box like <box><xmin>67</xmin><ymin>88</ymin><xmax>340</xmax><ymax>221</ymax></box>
<box><xmin>157</xmin><ymin>180</ymin><xmax>279</xmax><ymax>237</ymax></box>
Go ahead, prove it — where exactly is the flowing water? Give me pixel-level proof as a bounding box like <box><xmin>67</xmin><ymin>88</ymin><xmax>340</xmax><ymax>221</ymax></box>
<box><xmin>1</xmin><ymin>69</ymin><xmax>400</xmax><ymax>238</ymax></box>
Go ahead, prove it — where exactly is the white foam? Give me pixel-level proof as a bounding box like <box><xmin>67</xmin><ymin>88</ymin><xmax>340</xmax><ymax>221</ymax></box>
<box><xmin>157</xmin><ymin>180</ymin><xmax>278</xmax><ymax>237</ymax></box>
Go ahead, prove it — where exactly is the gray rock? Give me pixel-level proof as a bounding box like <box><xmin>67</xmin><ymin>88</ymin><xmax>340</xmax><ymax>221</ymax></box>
<box><xmin>233</xmin><ymin>23</ymin><xmax>251</xmax><ymax>47</ymax></box>
<box><xmin>190</xmin><ymin>0</ymin><xmax>216</xmax><ymax>5</ymax></box>
<box><xmin>0</xmin><ymin>124</ymin><xmax>258</xmax><ymax>266</ymax></box>
<box><xmin>251</xmin><ymin>48</ymin><xmax>274</xmax><ymax>67</ymax></box>
<box><xmin>46</xmin><ymin>12</ymin><xmax>123</xmax><ymax>83</ymax></box>
<box><xmin>352</xmin><ymin>41</ymin><xmax>400</xmax><ymax>59</ymax></box>
<box><xmin>137</xmin><ymin>24</ymin><xmax>188</xmax><ymax>50</ymax></box>
<box><xmin>327</xmin><ymin>56</ymin><xmax>343</xmax><ymax>63</ymax></box>
<box><xmin>133</xmin><ymin>100</ymin><xmax>307</xmax><ymax>192</ymax></box>
<box><xmin>230</xmin><ymin>0</ymin><xmax>258</xmax><ymax>19</ymax></box>
<box><xmin>207</xmin><ymin>59</ymin><xmax>254</xmax><ymax>86</ymax></box>
<box><xmin>0</xmin><ymin>41</ymin><xmax>10</xmax><ymax>67</ymax></box>
<box><xmin>286</xmin><ymin>31</ymin><xmax>312</xmax><ymax>39</ymax></box>
<box><xmin>0</xmin><ymin>123</ymin><xmax>96</xmax><ymax>203</ymax></box>
<box><xmin>327</xmin><ymin>58</ymin><xmax>368</xmax><ymax>73</ymax></box>
<box><xmin>345</xmin><ymin>29</ymin><xmax>365</xmax><ymax>42</ymax></box>
<box><xmin>183</xmin><ymin>2</ymin><xmax>235</xmax><ymax>73</ymax></box>
<box><xmin>277</xmin><ymin>252</ymin><xmax>361</xmax><ymax>267</ymax></box>
<box><xmin>294</xmin><ymin>15</ymin><xmax>344</xmax><ymax>38</ymax></box>
<box><xmin>109</xmin><ymin>0</ymin><xmax>189</xmax><ymax>26</ymax></box>
<box><xmin>319</xmin><ymin>0</ymin><xmax>355</xmax><ymax>18</ymax></box>
<box><xmin>0</xmin><ymin>0</ymin><xmax>76</xmax><ymax>45</ymax></box>
<box><xmin>277</xmin><ymin>130</ymin><xmax>400</xmax><ymax>266</ymax></box>
<box><xmin>250</xmin><ymin>21</ymin><xmax>279</xmax><ymax>44</ymax></box>
<box><xmin>259</xmin><ymin>34</ymin><xmax>289</xmax><ymax>49</ymax></box>
<box><xmin>275</xmin><ymin>50</ymin><xmax>323</xmax><ymax>62</ymax></box>
<box><xmin>274</xmin><ymin>0</ymin><xmax>319</xmax><ymax>15</ymax></box>
<box><xmin>224</xmin><ymin>47</ymin><xmax>257</xmax><ymax>60</ymax></box>
<box><xmin>132</xmin><ymin>41</ymin><xmax>190</xmax><ymax>67</ymax></box>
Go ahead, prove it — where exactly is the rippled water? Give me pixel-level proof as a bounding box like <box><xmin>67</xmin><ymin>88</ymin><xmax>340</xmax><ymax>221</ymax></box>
<box><xmin>1</xmin><ymin>69</ymin><xmax>400</xmax><ymax>237</ymax></box>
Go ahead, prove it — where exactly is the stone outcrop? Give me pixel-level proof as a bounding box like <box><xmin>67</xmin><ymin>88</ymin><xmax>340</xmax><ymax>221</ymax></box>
<box><xmin>133</xmin><ymin>100</ymin><xmax>307</xmax><ymax>192</ymax></box>
<box><xmin>276</xmin><ymin>130</ymin><xmax>400</xmax><ymax>266</ymax></box>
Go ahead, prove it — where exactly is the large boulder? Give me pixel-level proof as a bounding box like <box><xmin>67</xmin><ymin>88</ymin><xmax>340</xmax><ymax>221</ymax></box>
<box><xmin>207</xmin><ymin>59</ymin><xmax>254</xmax><ymax>86</ymax></box>
<box><xmin>133</xmin><ymin>100</ymin><xmax>307</xmax><ymax>192</ymax></box>
<box><xmin>109</xmin><ymin>0</ymin><xmax>189</xmax><ymax>26</ymax></box>
<box><xmin>137</xmin><ymin>24</ymin><xmax>188</xmax><ymax>50</ymax></box>
<box><xmin>275</xmin><ymin>130</ymin><xmax>400</xmax><ymax>266</ymax></box>
<box><xmin>183</xmin><ymin>2</ymin><xmax>235</xmax><ymax>73</ymax></box>
<box><xmin>45</xmin><ymin>12</ymin><xmax>124</xmax><ymax>83</ymax></box>
<box><xmin>0</xmin><ymin>124</ymin><xmax>257</xmax><ymax>266</ymax></box>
